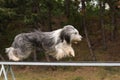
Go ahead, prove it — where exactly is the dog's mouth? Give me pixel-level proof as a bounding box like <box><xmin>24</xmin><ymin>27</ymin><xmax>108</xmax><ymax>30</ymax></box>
<box><xmin>72</xmin><ymin>38</ymin><xmax>82</xmax><ymax>44</ymax></box>
<box><xmin>73</xmin><ymin>41</ymin><xmax>78</xmax><ymax>44</ymax></box>
<box><xmin>72</xmin><ymin>40</ymin><xmax>80</xmax><ymax>44</ymax></box>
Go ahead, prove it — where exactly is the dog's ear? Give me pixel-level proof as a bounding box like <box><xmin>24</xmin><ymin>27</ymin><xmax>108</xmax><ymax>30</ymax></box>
<box><xmin>60</xmin><ymin>30</ymin><xmax>64</xmax><ymax>42</ymax></box>
<box><xmin>60</xmin><ymin>30</ymin><xmax>70</xmax><ymax>44</ymax></box>
<box><xmin>64</xmin><ymin>34</ymin><xmax>70</xmax><ymax>44</ymax></box>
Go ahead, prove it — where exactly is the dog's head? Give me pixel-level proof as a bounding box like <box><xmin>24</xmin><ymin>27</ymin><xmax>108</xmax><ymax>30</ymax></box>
<box><xmin>60</xmin><ymin>25</ymin><xmax>82</xmax><ymax>44</ymax></box>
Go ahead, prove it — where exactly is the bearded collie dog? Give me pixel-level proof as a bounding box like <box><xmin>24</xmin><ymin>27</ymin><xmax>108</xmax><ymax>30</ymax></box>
<box><xmin>5</xmin><ymin>25</ymin><xmax>82</xmax><ymax>61</ymax></box>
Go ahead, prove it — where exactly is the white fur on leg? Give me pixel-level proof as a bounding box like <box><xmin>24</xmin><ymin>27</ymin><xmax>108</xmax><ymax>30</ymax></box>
<box><xmin>54</xmin><ymin>41</ymin><xmax>75</xmax><ymax>60</ymax></box>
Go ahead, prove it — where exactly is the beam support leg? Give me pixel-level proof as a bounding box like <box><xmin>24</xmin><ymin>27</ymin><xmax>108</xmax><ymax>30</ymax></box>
<box><xmin>0</xmin><ymin>64</ymin><xmax>15</xmax><ymax>80</ymax></box>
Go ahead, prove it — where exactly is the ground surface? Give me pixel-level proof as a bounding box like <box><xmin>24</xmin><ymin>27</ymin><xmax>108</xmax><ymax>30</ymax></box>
<box><xmin>0</xmin><ymin>67</ymin><xmax>120</xmax><ymax>80</ymax></box>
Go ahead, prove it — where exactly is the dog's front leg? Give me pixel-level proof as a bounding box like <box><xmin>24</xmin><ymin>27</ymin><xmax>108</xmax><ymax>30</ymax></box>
<box><xmin>45</xmin><ymin>53</ymin><xmax>57</xmax><ymax>70</ymax></box>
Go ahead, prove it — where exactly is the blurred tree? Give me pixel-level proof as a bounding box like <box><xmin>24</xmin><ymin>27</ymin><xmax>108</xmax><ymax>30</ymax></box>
<box><xmin>46</xmin><ymin>0</ymin><xmax>53</xmax><ymax>31</ymax></box>
<box><xmin>99</xmin><ymin>0</ymin><xmax>107</xmax><ymax>50</ymax></box>
<box><xmin>81</xmin><ymin>0</ymin><xmax>96</xmax><ymax>61</ymax></box>
<box><xmin>64</xmin><ymin>0</ymin><xmax>70</xmax><ymax>18</ymax></box>
<box><xmin>0</xmin><ymin>0</ymin><xmax>120</xmax><ymax>61</ymax></box>
<box><xmin>106</xmin><ymin>0</ymin><xmax>118</xmax><ymax>40</ymax></box>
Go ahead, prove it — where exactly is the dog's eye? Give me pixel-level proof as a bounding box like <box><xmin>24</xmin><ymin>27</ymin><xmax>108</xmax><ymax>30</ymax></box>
<box><xmin>74</xmin><ymin>32</ymin><xmax>77</xmax><ymax>34</ymax></box>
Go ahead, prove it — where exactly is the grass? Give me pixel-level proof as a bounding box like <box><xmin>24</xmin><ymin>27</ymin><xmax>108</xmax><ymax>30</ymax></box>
<box><xmin>0</xmin><ymin>67</ymin><xmax>120</xmax><ymax>80</ymax></box>
<box><xmin>72</xmin><ymin>77</ymin><xmax>84</xmax><ymax>80</ymax></box>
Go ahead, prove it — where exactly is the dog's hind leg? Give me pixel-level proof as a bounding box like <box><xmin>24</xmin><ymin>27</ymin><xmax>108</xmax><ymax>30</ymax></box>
<box><xmin>33</xmin><ymin>49</ymin><xmax>37</xmax><ymax>61</ymax></box>
<box><xmin>45</xmin><ymin>53</ymin><xmax>50</xmax><ymax>62</ymax></box>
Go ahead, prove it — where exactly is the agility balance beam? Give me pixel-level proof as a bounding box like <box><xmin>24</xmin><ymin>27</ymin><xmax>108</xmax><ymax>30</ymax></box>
<box><xmin>0</xmin><ymin>62</ymin><xmax>120</xmax><ymax>80</ymax></box>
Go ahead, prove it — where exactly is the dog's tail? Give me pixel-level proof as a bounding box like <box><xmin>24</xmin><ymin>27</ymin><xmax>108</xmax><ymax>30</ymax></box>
<box><xmin>5</xmin><ymin>47</ymin><xmax>20</xmax><ymax>61</ymax></box>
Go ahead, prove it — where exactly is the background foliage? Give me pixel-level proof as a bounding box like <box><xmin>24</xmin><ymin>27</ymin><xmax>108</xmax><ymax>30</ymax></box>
<box><xmin>0</xmin><ymin>0</ymin><xmax>120</xmax><ymax>61</ymax></box>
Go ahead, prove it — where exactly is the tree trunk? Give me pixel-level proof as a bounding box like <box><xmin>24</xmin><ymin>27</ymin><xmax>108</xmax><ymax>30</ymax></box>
<box><xmin>110</xmin><ymin>5</ymin><xmax>116</xmax><ymax>41</ymax></box>
<box><xmin>99</xmin><ymin>0</ymin><xmax>107</xmax><ymax>50</ymax></box>
<box><xmin>81</xmin><ymin>0</ymin><xmax>96</xmax><ymax>61</ymax></box>
<box><xmin>33</xmin><ymin>0</ymin><xmax>41</xmax><ymax>27</ymax></box>
<box><xmin>64</xmin><ymin>0</ymin><xmax>70</xmax><ymax>18</ymax></box>
<box><xmin>48</xmin><ymin>8</ymin><xmax>52</xmax><ymax>31</ymax></box>
<box><xmin>47</xmin><ymin>1</ymin><xmax>52</xmax><ymax>31</ymax></box>
<box><xmin>107</xmin><ymin>0</ymin><xmax>117</xmax><ymax>41</ymax></box>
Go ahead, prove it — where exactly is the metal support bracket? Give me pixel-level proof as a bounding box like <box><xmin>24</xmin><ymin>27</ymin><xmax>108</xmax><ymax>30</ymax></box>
<box><xmin>0</xmin><ymin>64</ymin><xmax>15</xmax><ymax>80</ymax></box>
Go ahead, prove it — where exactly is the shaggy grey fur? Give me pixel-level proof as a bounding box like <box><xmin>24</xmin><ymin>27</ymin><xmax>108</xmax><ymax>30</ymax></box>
<box><xmin>5</xmin><ymin>25</ymin><xmax>82</xmax><ymax>61</ymax></box>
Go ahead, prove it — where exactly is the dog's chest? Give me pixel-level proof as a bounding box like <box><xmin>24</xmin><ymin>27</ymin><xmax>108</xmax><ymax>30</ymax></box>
<box><xmin>55</xmin><ymin>42</ymin><xmax>75</xmax><ymax>59</ymax></box>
